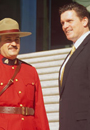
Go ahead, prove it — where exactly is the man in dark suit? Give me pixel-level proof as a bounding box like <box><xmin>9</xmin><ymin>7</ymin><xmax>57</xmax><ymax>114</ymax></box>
<box><xmin>59</xmin><ymin>2</ymin><xmax>90</xmax><ymax>130</ymax></box>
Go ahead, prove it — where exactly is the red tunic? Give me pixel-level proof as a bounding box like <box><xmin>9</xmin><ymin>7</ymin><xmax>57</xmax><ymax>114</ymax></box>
<box><xmin>0</xmin><ymin>54</ymin><xmax>50</xmax><ymax>130</ymax></box>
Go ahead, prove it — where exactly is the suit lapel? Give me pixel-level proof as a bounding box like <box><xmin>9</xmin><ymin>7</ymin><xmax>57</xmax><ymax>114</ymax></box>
<box><xmin>60</xmin><ymin>34</ymin><xmax>90</xmax><ymax>96</ymax></box>
<box><xmin>59</xmin><ymin>52</ymin><xmax>70</xmax><ymax>93</ymax></box>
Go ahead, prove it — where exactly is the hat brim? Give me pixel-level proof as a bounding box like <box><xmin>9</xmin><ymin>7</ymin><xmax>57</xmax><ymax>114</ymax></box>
<box><xmin>0</xmin><ymin>32</ymin><xmax>32</xmax><ymax>37</ymax></box>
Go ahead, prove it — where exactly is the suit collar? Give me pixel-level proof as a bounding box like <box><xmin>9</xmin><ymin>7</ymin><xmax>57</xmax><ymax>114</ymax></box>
<box><xmin>74</xmin><ymin>31</ymin><xmax>90</xmax><ymax>49</ymax></box>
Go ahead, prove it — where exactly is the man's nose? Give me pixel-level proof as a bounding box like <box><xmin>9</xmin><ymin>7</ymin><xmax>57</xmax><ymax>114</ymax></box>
<box><xmin>11</xmin><ymin>41</ymin><xmax>17</xmax><ymax>45</ymax></box>
<box><xmin>63</xmin><ymin>22</ymin><xmax>69</xmax><ymax>29</ymax></box>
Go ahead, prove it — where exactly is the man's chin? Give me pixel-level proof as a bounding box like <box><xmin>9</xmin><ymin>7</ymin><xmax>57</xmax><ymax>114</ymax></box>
<box><xmin>8</xmin><ymin>53</ymin><xmax>18</xmax><ymax>59</ymax></box>
<box><xmin>9</xmin><ymin>50</ymin><xmax>19</xmax><ymax>55</ymax></box>
<box><xmin>66</xmin><ymin>35</ymin><xmax>73</xmax><ymax>41</ymax></box>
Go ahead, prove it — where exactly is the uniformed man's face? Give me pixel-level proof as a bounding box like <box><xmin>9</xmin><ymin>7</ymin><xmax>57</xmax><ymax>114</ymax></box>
<box><xmin>0</xmin><ymin>34</ymin><xmax>20</xmax><ymax>59</ymax></box>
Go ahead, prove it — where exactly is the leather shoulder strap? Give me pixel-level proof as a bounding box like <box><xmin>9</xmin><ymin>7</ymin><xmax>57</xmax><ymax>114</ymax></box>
<box><xmin>0</xmin><ymin>63</ymin><xmax>21</xmax><ymax>96</ymax></box>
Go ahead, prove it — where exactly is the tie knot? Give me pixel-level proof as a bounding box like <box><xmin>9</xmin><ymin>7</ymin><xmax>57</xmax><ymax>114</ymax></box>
<box><xmin>70</xmin><ymin>45</ymin><xmax>76</xmax><ymax>56</ymax></box>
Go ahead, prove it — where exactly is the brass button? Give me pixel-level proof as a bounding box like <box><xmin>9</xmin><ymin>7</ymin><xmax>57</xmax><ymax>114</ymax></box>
<box><xmin>21</xmin><ymin>117</ymin><xmax>24</xmax><ymax>120</ymax></box>
<box><xmin>15</xmin><ymin>79</ymin><xmax>18</xmax><ymax>82</ymax></box>
<box><xmin>20</xmin><ymin>104</ymin><xmax>23</xmax><ymax>107</ymax></box>
<box><xmin>0</xmin><ymin>82</ymin><xmax>3</xmax><ymax>85</ymax></box>
<box><xmin>12</xmin><ymin>67</ymin><xmax>14</xmax><ymax>69</ymax></box>
<box><xmin>19</xmin><ymin>91</ymin><xmax>21</xmax><ymax>94</ymax></box>
<box><xmin>32</xmin><ymin>82</ymin><xmax>34</xmax><ymax>85</ymax></box>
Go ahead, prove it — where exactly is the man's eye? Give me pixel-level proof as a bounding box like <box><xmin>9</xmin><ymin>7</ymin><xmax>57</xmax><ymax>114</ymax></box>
<box><xmin>6</xmin><ymin>39</ymin><xmax>11</xmax><ymax>42</ymax></box>
<box><xmin>68</xmin><ymin>20</ymin><xmax>73</xmax><ymax>23</ymax></box>
<box><xmin>15</xmin><ymin>39</ymin><xmax>20</xmax><ymax>42</ymax></box>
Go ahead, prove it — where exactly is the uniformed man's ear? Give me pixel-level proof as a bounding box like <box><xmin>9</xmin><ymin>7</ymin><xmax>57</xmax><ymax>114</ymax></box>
<box><xmin>0</xmin><ymin>46</ymin><xmax>1</xmax><ymax>53</ymax></box>
<box><xmin>82</xmin><ymin>17</ymin><xmax>89</xmax><ymax>27</ymax></box>
<box><xmin>0</xmin><ymin>36</ymin><xmax>1</xmax><ymax>42</ymax></box>
<box><xmin>0</xmin><ymin>39</ymin><xmax>2</xmax><ymax>50</ymax></box>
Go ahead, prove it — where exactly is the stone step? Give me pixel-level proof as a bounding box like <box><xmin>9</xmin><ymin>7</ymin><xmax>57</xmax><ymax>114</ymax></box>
<box><xmin>30</xmin><ymin>60</ymin><xmax>63</xmax><ymax>69</ymax></box>
<box><xmin>18</xmin><ymin>48</ymin><xmax>71</xmax><ymax>59</ymax></box>
<box><xmin>44</xmin><ymin>95</ymin><xmax>59</xmax><ymax>104</ymax></box>
<box><xmin>19</xmin><ymin>53</ymin><xmax>67</xmax><ymax>64</ymax></box>
<box><xmin>39</xmin><ymin>73</ymin><xmax>59</xmax><ymax>81</ymax></box>
<box><xmin>36</xmin><ymin>66</ymin><xmax>60</xmax><ymax>74</ymax></box>
<box><xmin>41</xmin><ymin>80</ymin><xmax>58</xmax><ymax>88</ymax></box>
<box><xmin>42</xmin><ymin>87</ymin><xmax>59</xmax><ymax>96</ymax></box>
<box><xmin>45</xmin><ymin>104</ymin><xmax>59</xmax><ymax>113</ymax></box>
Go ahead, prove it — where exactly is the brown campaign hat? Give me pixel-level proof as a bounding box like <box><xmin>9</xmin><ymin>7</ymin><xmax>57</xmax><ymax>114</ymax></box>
<box><xmin>0</xmin><ymin>18</ymin><xmax>32</xmax><ymax>37</ymax></box>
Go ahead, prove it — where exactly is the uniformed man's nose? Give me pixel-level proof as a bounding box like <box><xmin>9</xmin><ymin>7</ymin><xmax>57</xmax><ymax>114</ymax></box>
<box><xmin>11</xmin><ymin>41</ymin><xmax>17</xmax><ymax>45</ymax></box>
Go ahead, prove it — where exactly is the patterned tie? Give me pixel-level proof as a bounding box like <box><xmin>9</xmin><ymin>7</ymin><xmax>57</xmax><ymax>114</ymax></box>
<box><xmin>60</xmin><ymin>45</ymin><xmax>76</xmax><ymax>86</ymax></box>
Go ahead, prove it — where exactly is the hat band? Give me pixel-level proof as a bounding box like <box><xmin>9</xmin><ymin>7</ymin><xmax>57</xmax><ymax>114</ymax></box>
<box><xmin>0</xmin><ymin>29</ymin><xmax>20</xmax><ymax>34</ymax></box>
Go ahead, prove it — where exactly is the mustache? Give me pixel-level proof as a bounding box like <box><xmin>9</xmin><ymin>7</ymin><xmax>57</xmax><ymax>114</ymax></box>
<box><xmin>9</xmin><ymin>45</ymin><xmax>18</xmax><ymax>49</ymax></box>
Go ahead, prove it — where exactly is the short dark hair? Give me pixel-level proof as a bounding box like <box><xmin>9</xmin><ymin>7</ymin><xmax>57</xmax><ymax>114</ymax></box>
<box><xmin>59</xmin><ymin>2</ymin><xmax>90</xmax><ymax>29</ymax></box>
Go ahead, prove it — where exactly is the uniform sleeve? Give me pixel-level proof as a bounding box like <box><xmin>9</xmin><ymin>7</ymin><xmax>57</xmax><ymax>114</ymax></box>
<box><xmin>34</xmin><ymin>68</ymin><xmax>50</xmax><ymax>130</ymax></box>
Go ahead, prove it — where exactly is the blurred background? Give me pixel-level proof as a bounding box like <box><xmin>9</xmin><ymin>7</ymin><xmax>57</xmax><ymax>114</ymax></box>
<box><xmin>0</xmin><ymin>0</ymin><xmax>90</xmax><ymax>54</ymax></box>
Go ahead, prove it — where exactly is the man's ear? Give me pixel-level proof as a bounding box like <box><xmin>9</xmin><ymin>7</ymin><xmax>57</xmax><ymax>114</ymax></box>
<box><xmin>82</xmin><ymin>17</ymin><xmax>89</xmax><ymax>27</ymax></box>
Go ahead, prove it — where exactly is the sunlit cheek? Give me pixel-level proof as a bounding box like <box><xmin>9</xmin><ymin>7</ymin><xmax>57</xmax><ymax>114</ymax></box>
<box><xmin>62</xmin><ymin>26</ymin><xmax>64</xmax><ymax>31</ymax></box>
<box><xmin>18</xmin><ymin>46</ymin><xmax>20</xmax><ymax>52</ymax></box>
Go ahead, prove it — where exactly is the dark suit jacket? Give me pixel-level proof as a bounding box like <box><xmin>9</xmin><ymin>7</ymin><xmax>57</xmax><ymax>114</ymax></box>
<box><xmin>59</xmin><ymin>34</ymin><xmax>90</xmax><ymax>130</ymax></box>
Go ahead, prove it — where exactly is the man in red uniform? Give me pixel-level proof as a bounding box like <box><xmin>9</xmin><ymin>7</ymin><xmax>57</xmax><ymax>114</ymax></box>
<box><xmin>0</xmin><ymin>18</ymin><xmax>50</xmax><ymax>130</ymax></box>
